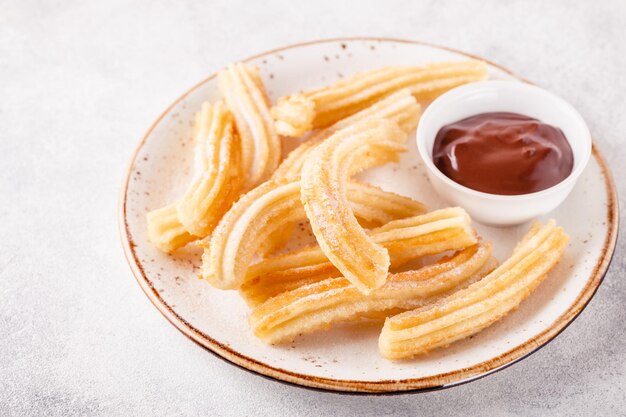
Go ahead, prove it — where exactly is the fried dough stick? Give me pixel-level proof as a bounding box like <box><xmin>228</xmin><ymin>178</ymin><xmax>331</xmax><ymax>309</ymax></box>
<box><xmin>250</xmin><ymin>243</ymin><xmax>497</xmax><ymax>344</ymax></box>
<box><xmin>146</xmin><ymin>101</ymin><xmax>240</xmax><ymax>253</ymax></box>
<box><xmin>219</xmin><ymin>63</ymin><xmax>281</xmax><ymax>189</ymax></box>
<box><xmin>201</xmin><ymin>179</ymin><xmax>425</xmax><ymax>290</ymax></box>
<box><xmin>241</xmin><ymin>207</ymin><xmax>477</xmax><ymax>306</ymax></box>
<box><xmin>301</xmin><ymin>118</ymin><xmax>408</xmax><ymax>293</ymax></box>
<box><xmin>271</xmin><ymin>60</ymin><xmax>487</xmax><ymax>137</ymax></box>
<box><xmin>379</xmin><ymin>220</ymin><xmax>568</xmax><ymax>359</ymax></box>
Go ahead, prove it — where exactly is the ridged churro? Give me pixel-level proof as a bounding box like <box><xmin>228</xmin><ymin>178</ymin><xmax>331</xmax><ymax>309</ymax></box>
<box><xmin>219</xmin><ymin>63</ymin><xmax>281</xmax><ymax>189</ymax></box>
<box><xmin>146</xmin><ymin>101</ymin><xmax>241</xmax><ymax>252</ymax></box>
<box><xmin>379</xmin><ymin>220</ymin><xmax>568</xmax><ymax>359</ymax></box>
<box><xmin>201</xmin><ymin>179</ymin><xmax>425</xmax><ymax>290</ymax></box>
<box><xmin>263</xmin><ymin>89</ymin><xmax>421</xmax><ymax>255</ymax></box>
<box><xmin>301</xmin><ymin>118</ymin><xmax>409</xmax><ymax>293</ymax></box>
<box><xmin>176</xmin><ymin>102</ymin><xmax>241</xmax><ymax>237</ymax></box>
<box><xmin>271</xmin><ymin>60</ymin><xmax>487</xmax><ymax>137</ymax></box>
<box><xmin>146</xmin><ymin>204</ymin><xmax>196</xmax><ymax>253</ymax></box>
<box><xmin>272</xmin><ymin>89</ymin><xmax>421</xmax><ymax>180</ymax></box>
<box><xmin>250</xmin><ymin>243</ymin><xmax>497</xmax><ymax>344</ymax></box>
<box><xmin>241</xmin><ymin>207</ymin><xmax>477</xmax><ymax>306</ymax></box>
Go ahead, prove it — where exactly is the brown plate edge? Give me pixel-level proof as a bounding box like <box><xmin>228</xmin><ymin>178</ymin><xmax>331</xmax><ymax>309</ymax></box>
<box><xmin>117</xmin><ymin>37</ymin><xmax>620</xmax><ymax>394</ymax></box>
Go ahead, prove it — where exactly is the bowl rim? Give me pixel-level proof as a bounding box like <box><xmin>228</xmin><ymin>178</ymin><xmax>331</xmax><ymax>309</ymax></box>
<box><xmin>416</xmin><ymin>79</ymin><xmax>592</xmax><ymax>201</ymax></box>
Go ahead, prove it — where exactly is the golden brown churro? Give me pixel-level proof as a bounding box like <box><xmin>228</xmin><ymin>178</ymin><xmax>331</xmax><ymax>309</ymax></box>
<box><xmin>250</xmin><ymin>243</ymin><xmax>497</xmax><ymax>344</ymax></box>
<box><xmin>219</xmin><ymin>63</ymin><xmax>281</xmax><ymax>189</ymax></box>
<box><xmin>146</xmin><ymin>101</ymin><xmax>241</xmax><ymax>253</ymax></box>
<box><xmin>200</xmin><ymin>179</ymin><xmax>425</xmax><ymax>290</ymax></box>
<box><xmin>176</xmin><ymin>102</ymin><xmax>241</xmax><ymax>237</ymax></box>
<box><xmin>263</xmin><ymin>89</ymin><xmax>421</xmax><ymax>255</ymax></box>
<box><xmin>241</xmin><ymin>207</ymin><xmax>477</xmax><ymax>306</ymax></box>
<box><xmin>378</xmin><ymin>220</ymin><xmax>568</xmax><ymax>359</ymax></box>
<box><xmin>272</xmin><ymin>89</ymin><xmax>421</xmax><ymax>180</ymax></box>
<box><xmin>146</xmin><ymin>204</ymin><xmax>196</xmax><ymax>253</ymax></box>
<box><xmin>271</xmin><ymin>60</ymin><xmax>487</xmax><ymax>137</ymax></box>
<box><xmin>301</xmin><ymin>118</ymin><xmax>409</xmax><ymax>293</ymax></box>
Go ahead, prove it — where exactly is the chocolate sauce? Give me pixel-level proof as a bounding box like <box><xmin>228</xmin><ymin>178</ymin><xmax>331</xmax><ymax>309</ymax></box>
<box><xmin>432</xmin><ymin>112</ymin><xmax>573</xmax><ymax>195</ymax></box>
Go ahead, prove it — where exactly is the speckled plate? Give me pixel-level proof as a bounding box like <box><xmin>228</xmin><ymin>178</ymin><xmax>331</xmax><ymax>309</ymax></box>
<box><xmin>119</xmin><ymin>38</ymin><xmax>618</xmax><ymax>393</ymax></box>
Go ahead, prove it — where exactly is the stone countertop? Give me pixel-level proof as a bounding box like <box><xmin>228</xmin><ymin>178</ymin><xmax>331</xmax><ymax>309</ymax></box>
<box><xmin>1</xmin><ymin>1</ymin><xmax>624</xmax><ymax>415</ymax></box>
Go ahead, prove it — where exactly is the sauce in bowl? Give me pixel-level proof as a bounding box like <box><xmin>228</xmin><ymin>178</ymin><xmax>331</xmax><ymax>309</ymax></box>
<box><xmin>432</xmin><ymin>112</ymin><xmax>574</xmax><ymax>195</ymax></box>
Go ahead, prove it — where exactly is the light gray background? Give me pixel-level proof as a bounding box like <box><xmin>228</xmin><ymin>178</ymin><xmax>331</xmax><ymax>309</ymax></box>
<box><xmin>1</xmin><ymin>0</ymin><xmax>624</xmax><ymax>415</ymax></box>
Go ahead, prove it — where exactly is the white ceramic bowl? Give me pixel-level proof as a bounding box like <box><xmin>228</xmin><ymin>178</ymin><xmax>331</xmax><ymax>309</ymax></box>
<box><xmin>416</xmin><ymin>80</ymin><xmax>592</xmax><ymax>226</ymax></box>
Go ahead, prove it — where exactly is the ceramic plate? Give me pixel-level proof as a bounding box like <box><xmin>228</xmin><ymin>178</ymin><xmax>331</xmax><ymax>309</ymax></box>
<box><xmin>119</xmin><ymin>38</ymin><xmax>618</xmax><ymax>393</ymax></box>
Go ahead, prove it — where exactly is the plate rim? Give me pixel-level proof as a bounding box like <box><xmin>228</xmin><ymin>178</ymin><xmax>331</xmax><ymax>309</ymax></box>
<box><xmin>118</xmin><ymin>37</ymin><xmax>620</xmax><ymax>393</ymax></box>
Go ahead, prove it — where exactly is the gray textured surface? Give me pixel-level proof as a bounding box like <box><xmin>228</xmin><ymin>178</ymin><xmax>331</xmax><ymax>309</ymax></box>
<box><xmin>1</xmin><ymin>0</ymin><xmax>624</xmax><ymax>415</ymax></box>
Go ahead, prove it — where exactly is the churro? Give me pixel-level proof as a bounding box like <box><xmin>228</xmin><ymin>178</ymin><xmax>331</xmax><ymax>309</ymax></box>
<box><xmin>146</xmin><ymin>101</ymin><xmax>241</xmax><ymax>252</ymax></box>
<box><xmin>146</xmin><ymin>204</ymin><xmax>196</xmax><ymax>253</ymax></box>
<box><xmin>176</xmin><ymin>101</ymin><xmax>241</xmax><ymax>237</ymax></box>
<box><xmin>219</xmin><ymin>63</ymin><xmax>281</xmax><ymax>188</ymax></box>
<box><xmin>250</xmin><ymin>243</ymin><xmax>497</xmax><ymax>344</ymax></box>
<box><xmin>271</xmin><ymin>60</ymin><xmax>487</xmax><ymax>137</ymax></box>
<box><xmin>378</xmin><ymin>220</ymin><xmax>568</xmax><ymax>359</ymax></box>
<box><xmin>263</xmin><ymin>90</ymin><xmax>421</xmax><ymax>255</ymax></box>
<box><xmin>301</xmin><ymin>118</ymin><xmax>408</xmax><ymax>293</ymax></box>
<box><xmin>201</xmin><ymin>179</ymin><xmax>425</xmax><ymax>290</ymax></box>
<box><xmin>272</xmin><ymin>89</ymin><xmax>421</xmax><ymax>180</ymax></box>
<box><xmin>241</xmin><ymin>207</ymin><xmax>477</xmax><ymax>306</ymax></box>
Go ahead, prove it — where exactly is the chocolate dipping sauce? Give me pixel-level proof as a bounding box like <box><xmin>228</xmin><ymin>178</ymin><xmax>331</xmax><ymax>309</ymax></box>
<box><xmin>432</xmin><ymin>112</ymin><xmax>574</xmax><ymax>195</ymax></box>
